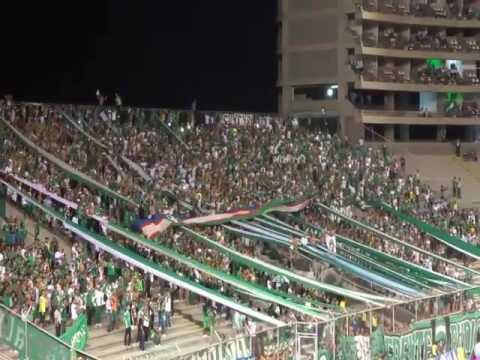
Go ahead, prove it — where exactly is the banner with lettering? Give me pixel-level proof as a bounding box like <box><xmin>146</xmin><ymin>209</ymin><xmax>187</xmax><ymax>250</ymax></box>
<box><xmin>0</xmin><ymin>304</ymin><xmax>95</xmax><ymax>360</ymax></box>
<box><xmin>384</xmin><ymin>311</ymin><xmax>480</xmax><ymax>360</ymax></box>
<box><xmin>60</xmin><ymin>314</ymin><xmax>89</xmax><ymax>351</ymax></box>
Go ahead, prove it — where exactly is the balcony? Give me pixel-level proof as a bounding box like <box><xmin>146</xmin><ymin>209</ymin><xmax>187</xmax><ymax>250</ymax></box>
<box><xmin>359</xmin><ymin>109</ymin><xmax>480</xmax><ymax>125</ymax></box>
<box><xmin>358</xmin><ymin>33</ymin><xmax>480</xmax><ymax>60</ymax></box>
<box><xmin>355</xmin><ymin>67</ymin><xmax>480</xmax><ymax>92</ymax></box>
<box><xmin>359</xmin><ymin>44</ymin><xmax>480</xmax><ymax>61</ymax></box>
<box><xmin>359</xmin><ymin>1</ymin><xmax>480</xmax><ymax>29</ymax></box>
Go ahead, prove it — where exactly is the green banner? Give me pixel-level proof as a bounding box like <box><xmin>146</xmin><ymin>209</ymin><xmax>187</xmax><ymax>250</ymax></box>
<box><xmin>369</xmin><ymin>201</ymin><xmax>480</xmax><ymax>260</ymax></box>
<box><xmin>316</xmin><ymin>203</ymin><xmax>477</xmax><ymax>277</ymax></box>
<box><xmin>60</xmin><ymin>314</ymin><xmax>88</xmax><ymax>351</ymax></box>
<box><xmin>334</xmin><ymin>311</ymin><xmax>480</xmax><ymax>360</ymax></box>
<box><xmin>181</xmin><ymin>227</ymin><xmax>390</xmax><ymax>305</ymax></box>
<box><xmin>0</xmin><ymin>179</ymin><xmax>285</xmax><ymax>327</ymax></box>
<box><xmin>383</xmin><ymin>311</ymin><xmax>479</xmax><ymax>360</ymax></box>
<box><xmin>0</xmin><ymin>304</ymin><xmax>95</xmax><ymax>360</ymax></box>
<box><xmin>1</xmin><ymin>118</ymin><xmax>136</xmax><ymax>207</ymax></box>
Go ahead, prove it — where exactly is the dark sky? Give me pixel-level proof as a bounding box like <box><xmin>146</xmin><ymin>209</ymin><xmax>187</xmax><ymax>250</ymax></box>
<box><xmin>1</xmin><ymin>1</ymin><xmax>278</xmax><ymax>112</ymax></box>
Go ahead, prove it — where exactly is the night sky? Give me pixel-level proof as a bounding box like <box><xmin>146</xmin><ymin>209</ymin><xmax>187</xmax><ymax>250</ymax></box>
<box><xmin>1</xmin><ymin>1</ymin><xmax>278</xmax><ymax>112</ymax></box>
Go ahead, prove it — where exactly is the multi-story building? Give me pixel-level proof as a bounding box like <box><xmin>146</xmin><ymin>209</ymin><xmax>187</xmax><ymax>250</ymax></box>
<box><xmin>278</xmin><ymin>0</ymin><xmax>480</xmax><ymax>142</ymax></box>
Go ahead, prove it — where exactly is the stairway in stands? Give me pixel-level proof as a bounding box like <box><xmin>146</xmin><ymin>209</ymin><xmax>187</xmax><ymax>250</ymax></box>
<box><xmin>0</xmin><ymin>345</ymin><xmax>18</xmax><ymax>360</ymax></box>
<box><xmin>391</xmin><ymin>143</ymin><xmax>480</xmax><ymax>208</ymax></box>
<box><xmin>86</xmin><ymin>301</ymin><xmax>236</xmax><ymax>360</ymax></box>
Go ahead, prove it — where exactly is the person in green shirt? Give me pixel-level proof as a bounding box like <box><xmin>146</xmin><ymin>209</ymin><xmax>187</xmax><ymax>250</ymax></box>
<box><xmin>136</xmin><ymin>276</ymin><xmax>144</xmax><ymax>293</ymax></box>
<box><xmin>107</xmin><ymin>260</ymin><xmax>116</xmax><ymax>283</ymax></box>
<box><xmin>123</xmin><ymin>306</ymin><xmax>132</xmax><ymax>346</ymax></box>
<box><xmin>86</xmin><ymin>288</ymin><xmax>95</xmax><ymax>326</ymax></box>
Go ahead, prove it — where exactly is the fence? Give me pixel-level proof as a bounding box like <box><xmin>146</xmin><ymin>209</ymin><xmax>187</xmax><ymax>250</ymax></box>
<box><xmin>14</xmin><ymin>101</ymin><xmax>281</xmax><ymax>128</ymax></box>
<box><xmin>0</xmin><ymin>303</ymin><xmax>98</xmax><ymax>360</ymax></box>
<box><xmin>169</xmin><ymin>287</ymin><xmax>480</xmax><ymax>360</ymax></box>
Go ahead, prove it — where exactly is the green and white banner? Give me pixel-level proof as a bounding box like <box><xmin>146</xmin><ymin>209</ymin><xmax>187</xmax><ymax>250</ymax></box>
<box><xmin>1</xmin><ymin>118</ymin><xmax>136</xmax><ymax>207</ymax></box>
<box><xmin>0</xmin><ymin>179</ymin><xmax>285</xmax><ymax>327</ymax></box>
<box><xmin>60</xmin><ymin>314</ymin><xmax>89</xmax><ymax>351</ymax></box>
<box><xmin>383</xmin><ymin>311</ymin><xmax>479</xmax><ymax>360</ymax></box>
<box><xmin>0</xmin><ymin>304</ymin><xmax>96</xmax><ymax>360</ymax></box>
<box><xmin>369</xmin><ymin>201</ymin><xmax>480</xmax><ymax>261</ymax></box>
<box><xmin>316</xmin><ymin>202</ymin><xmax>478</xmax><ymax>277</ymax></box>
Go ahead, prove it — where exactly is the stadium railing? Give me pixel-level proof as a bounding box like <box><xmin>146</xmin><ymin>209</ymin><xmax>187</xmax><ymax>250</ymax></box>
<box><xmin>0</xmin><ymin>303</ymin><xmax>98</xmax><ymax>360</ymax></box>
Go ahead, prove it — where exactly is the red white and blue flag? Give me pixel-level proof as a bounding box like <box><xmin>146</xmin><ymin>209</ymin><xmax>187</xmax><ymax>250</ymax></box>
<box><xmin>133</xmin><ymin>214</ymin><xmax>172</xmax><ymax>239</ymax></box>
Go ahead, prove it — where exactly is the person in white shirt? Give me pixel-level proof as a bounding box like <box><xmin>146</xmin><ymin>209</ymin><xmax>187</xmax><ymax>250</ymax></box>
<box><xmin>164</xmin><ymin>293</ymin><xmax>172</xmax><ymax>328</ymax></box>
<box><xmin>54</xmin><ymin>250</ymin><xmax>64</xmax><ymax>266</ymax></box>
<box><xmin>105</xmin><ymin>295</ymin><xmax>115</xmax><ymax>332</ymax></box>
<box><xmin>94</xmin><ymin>287</ymin><xmax>105</xmax><ymax>326</ymax></box>
<box><xmin>246</xmin><ymin>318</ymin><xmax>257</xmax><ymax>355</ymax></box>
<box><xmin>71</xmin><ymin>300</ymin><xmax>78</xmax><ymax>321</ymax></box>
<box><xmin>325</xmin><ymin>230</ymin><xmax>337</xmax><ymax>254</ymax></box>
<box><xmin>54</xmin><ymin>308</ymin><xmax>63</xmax><ymax>337</ymax></box>
<box><xmin>0</xmin><ymin>252</ymin><xmax>4</xmax><ymax>276</ymax></box>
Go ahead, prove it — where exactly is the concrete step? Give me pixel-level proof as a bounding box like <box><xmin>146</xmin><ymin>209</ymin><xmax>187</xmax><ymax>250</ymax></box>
<box><xmin>86</xmin><ymin>302</ymin><xmax>234</xmax><ymax>360</ymax></box>
<box><xmin>87</xmin><ymin>323</ymin><xmax>201</xmax><ymax>353</ymax></box>
<box><xmin>100</xmin><ymin>325</ymin><xmax>238</xmax><ymax>360</ymax></box>
<box><xmin>0</xmin><ymin>344</ymin><xmax>19</xmax><ymax>360</ymax></box>
<box><xmin>88</xmin><ymin>314</ymin><xmax>196</xmax><ymax>342</ymax></box>
<box><xmin>89</xmin><ymin>321</ymin><xmax>234</xmax><ymax>359</ymax></box>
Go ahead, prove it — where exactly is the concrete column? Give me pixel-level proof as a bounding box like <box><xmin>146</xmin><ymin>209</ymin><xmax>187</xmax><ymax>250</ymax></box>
<box><xmin>339</xmin><ymin>115</ymin><xmax>347</xmax><ymax>138</ymax></box>
<box><xmin>437</xmin><ymin>125</ymin><xmax>446</xmax><ymax>142</ymax></box>
<box><xmin>384</xmin><ymin>93</ymin><xmax>395</xmax><ymax>111</ymax></box>
<box><xmin>466</xmin><ymin>126</ymin><xmax>476</xmax><ymax>142</ymax></box>
<box><xmin>399</xmin><ymin>125</ymin><xmax>410</xmax><ymax>142</ymax></box>
<box><xmin>385</xmin><ymin>125</ymin><xmax>395</xmax><ymax>142</ymax></box>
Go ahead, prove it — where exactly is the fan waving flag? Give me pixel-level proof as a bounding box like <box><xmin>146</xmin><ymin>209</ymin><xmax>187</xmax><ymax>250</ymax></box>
<box><xmin>132</xmin><ymin>214</ymin><xmax>172</xmax><ymax>239</ymax></box>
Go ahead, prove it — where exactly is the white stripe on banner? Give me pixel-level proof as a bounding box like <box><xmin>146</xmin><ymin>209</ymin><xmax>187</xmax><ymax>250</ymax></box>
<box><xmin>182</xmin><ymin>210</ymin><xmax>251</xmax><ymax>225</ymax></box>
<box><xmin>181</xmin><ymin>226</ymin><xmax>393</xmax><ymax>305</ymax></box>
<box><xmin>316</xmin><ymin>203</ymin><xmax>480</xmax><ymax>274</ymax></box>
<box><xmin>0</xmin><ymin>179</ymin><xmax>285</xmax><ymax>327</ymax></box>
<box><xmin>4</xmin><ymin>173</ymin><xmax>78</xmax><ymax>210</ymax></box>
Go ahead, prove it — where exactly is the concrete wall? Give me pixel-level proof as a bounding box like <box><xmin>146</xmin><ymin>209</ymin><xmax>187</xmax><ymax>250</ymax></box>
<box><xmin>280</xmin><ymin>0</ymin><xmax>343</xmax><ymax>117</ymax></box>
<box><xmin>288</xmin><ymin>50</ymin><xmax>338</xmax><ymax>81</ymax></box>
<box><xmin>287</xmin><ymin>17</ymin><xmax>338</xmax><ymax>46</ymax></box>
<box><xmin>287</xmin><ymin>0</ymin><xmax>337</xmax><ymax>13</ymax></box>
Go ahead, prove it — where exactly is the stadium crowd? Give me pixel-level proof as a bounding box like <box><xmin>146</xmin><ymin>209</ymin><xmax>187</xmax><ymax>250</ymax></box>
<box><xmin>1</xmin><ymin>101</ymin><xmax>476</xmax><ymax>281</ymax></box>
<box><xmin>0</xmin><ymin>99</ymin><xmax>479</xmax><ymax>356</ymax></box>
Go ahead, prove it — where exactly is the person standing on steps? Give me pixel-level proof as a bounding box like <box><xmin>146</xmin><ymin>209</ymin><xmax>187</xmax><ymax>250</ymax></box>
<box><xmin>123</xmin><ymin>305</ymin><xmax>132</xmax><ymax>347</ymax></box>
<box><xmin>457</xmin><ymin>177</ymin><xmax>462</xmax><ymax>199</ymax></box>
<box><xmin>138</xmin><ymin>316</ymin><xmax>145</xmax><ymax>351</ymax></box>
<box><xmin>164</xmin><ymin>292</ymin><xmax>172</xmax><ymax>329</ymax></box>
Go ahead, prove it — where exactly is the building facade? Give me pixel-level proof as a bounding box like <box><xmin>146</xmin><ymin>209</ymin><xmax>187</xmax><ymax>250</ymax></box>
<box><xmin>278</xmin><ymin>0</ymin><xmax>480</xmax><ymax>142</ymax></box>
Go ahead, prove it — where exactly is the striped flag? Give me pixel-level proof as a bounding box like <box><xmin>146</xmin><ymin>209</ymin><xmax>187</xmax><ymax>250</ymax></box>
<box><xmin>182</xmin><ymin>198</ymin><xmax>311</xmax><ymax>226</ymax></box>
<box><xmin>182</xmin><ymin>209</ymin><xmax>252</xmax><ymax>225</ymax></box>
<box><xmin>132</xmin><ymin>214</ymin><xmax>172</xmax><ymax>239</ymax></box>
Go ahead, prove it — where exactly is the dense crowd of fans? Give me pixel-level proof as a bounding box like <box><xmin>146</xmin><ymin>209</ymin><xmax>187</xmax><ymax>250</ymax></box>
<box><xmin>1</xmin><ymin>98</ymin><xmax>480</xmax><ymax>356</ymax></box>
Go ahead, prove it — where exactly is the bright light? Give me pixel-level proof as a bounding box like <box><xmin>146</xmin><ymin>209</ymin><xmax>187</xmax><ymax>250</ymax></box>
<box><xmin>180</xmin><ymin>127</ymin><xmax>185</xmax><ymax>133</ymax></box>
<box><xmin>326</xmin><ymin>88</ymin><xmax>334</xmax><ymax>97</ymax></box>
<box><xmin>330</xmin><ymin>85</ymin><xmax>339</xmax><ymax>89</ymax></box>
